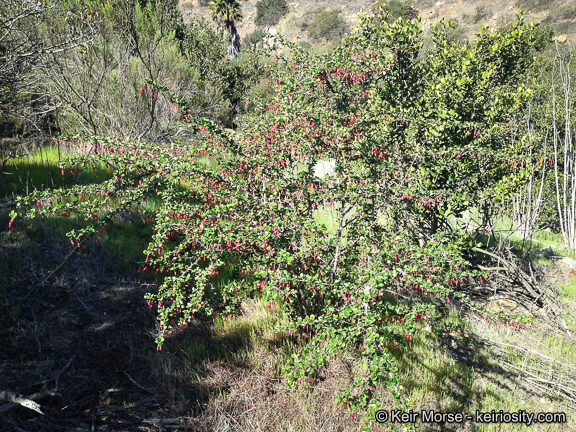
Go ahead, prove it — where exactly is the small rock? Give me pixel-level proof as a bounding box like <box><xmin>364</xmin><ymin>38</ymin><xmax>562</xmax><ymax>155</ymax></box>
<box><xmin>116</xmin><ymin>210</ymin><xmax>132</xmax><ymax>222</ymax></box>
<box><xmin>535</xmin><ymin>246</ymin><xmax>554</xmax><ymax>258</ymax></box>
<box><xmin>556</xmin><ymin>35</ymin><xmax>567</xmax><ymax>43</ymax></box>
<box><xmin>569</xmin><ymin>268</ymin><xmax>576</xmax><ymax>278</ymax></box>
<box><xmin>313</xmin><ymin>160</ymin><xmax>336</xmax><ymax>179</ymax></box>
<box><xmin>498</xmin><ymin>299</ymin><xmax>517</xmax><ymax>311</ymax></box>
<box><xmin>489</xmin><ymin>303</ymin><xmax>502</xmax><ymax>313</ymax></box>
<box><xmin>435</xmin><ymin>1</ymin><xmax>445</xmax><ymax>6</ymax></box>
<box><xmin>559</xmin><ymin>256</ymin><xmax>576</xmax><ymax>270</ymax></box>
<box><xmin>268</xmin><ymin>28</ymin><xmax>277</xmax><ymax>36</ymax></box>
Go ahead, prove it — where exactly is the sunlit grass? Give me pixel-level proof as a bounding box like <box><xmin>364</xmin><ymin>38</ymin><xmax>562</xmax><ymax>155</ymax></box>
<box><xmin>313</xmin><ymin>205</ymin><xmax>338</xmax><ymax>235</ymax></box>
<box><xmin>1</xmin><ymin>146</ymin><xmax>63</xmax><ymax>197</ymax></box>
<box><xmin>175</xmin><ymin>300</ymin><xmax>576</xmax><ymax>431</ymax></box>
<box><xmin>560</xmin><ymin>277</ymin><xmax>576</xmax><ymax>301</ymax></box>
<box><xmin>180</xmin><ymin>299</ymin><xmax>298</xmax><ymax>375</ymax></box>
<box><xmin>1</xmin><ymin>146</ymin><xmax>112</xmax><ymax>198</ymax></box>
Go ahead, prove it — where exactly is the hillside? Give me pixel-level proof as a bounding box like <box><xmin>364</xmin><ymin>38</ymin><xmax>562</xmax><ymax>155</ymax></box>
<box><xmin>179</xmin><ymin>0</ymin><xmax>576</xmax><ymax>44</ymax></box>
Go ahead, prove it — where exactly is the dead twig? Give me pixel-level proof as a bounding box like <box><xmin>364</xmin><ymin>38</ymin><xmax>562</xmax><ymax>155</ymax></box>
<box><xmin>142</xmin><ymin>417</ymin><xmax>187</xmax><ymax>427</ymax></box>
<box><xmin>54</xmin><ymin>354</ymin><xmax>77</xmax><ymax>391</ymax></box>
<box><xmin>24</xmin><ymin>239</ymin><xmax>86</xmax><ymax>301</ymax></box>
<box><xmin>471</xmin><ymin>246</ymin><xmax>565</xmax><ymax>321</ymax></box>
<box><xmin>483</xmin><ymin>337</ymin><xmax>576</xmax><ymax>371</ymax></box>
<box><xmin>123</xmin><ymin>371</ymin><xmax>156</xmax><ymax>395</ymax></box>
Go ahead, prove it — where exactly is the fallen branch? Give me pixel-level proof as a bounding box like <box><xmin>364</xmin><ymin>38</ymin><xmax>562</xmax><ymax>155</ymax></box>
<box><xmin>0</xmin><ymin>390</ymin><xmax>43</xmax><ymax>414</ymax></box>
<box><xmin>0</xmin><ymin>390</ymin><xmax>60</xmax><ymax>414</ymax></box>
<box><xmin>500</xmin><ymin>361</ymin><xmax>575</xmax><ymax>393</ymax></box>
<box><xmin>471</xmin><ymin>246</ymin><xmax>563</xmax><ymax>318</ymax></box>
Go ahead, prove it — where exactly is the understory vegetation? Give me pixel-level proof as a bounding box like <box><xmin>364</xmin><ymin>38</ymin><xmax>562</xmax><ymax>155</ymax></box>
<box><xmin>1</xmin><ymin>0</ymin><xmax>576</xmax><ymax>431</ymax></box>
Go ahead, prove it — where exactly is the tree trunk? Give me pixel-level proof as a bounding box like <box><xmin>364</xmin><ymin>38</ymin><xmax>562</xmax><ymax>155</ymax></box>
<box><xmin>225</xmin><ymin>20</ymin><xmax>241</xmax><ymax>59</ymax></box>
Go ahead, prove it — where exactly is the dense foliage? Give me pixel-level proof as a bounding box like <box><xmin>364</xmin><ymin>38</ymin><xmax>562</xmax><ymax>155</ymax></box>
<box><xmin>0</xmin><ymin>0</ymin><xmax>268</xmax><ymax>191</ymax></box>
<box><xmin>44</xmin><ymin>0</ymin><xmax>190</xmax><ymax>141</ymax></box>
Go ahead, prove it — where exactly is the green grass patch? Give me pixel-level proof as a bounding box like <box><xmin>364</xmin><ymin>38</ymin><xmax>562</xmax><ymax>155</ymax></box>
<box><xmin>1</xmin><ymin>205</ymin><xmax>155</xmax><ymax>289</ymax></box>
<box><xmin>1</xmin><ymin>146</ymin><xmax>64</xmax><ymax>197</ymax></box>
<box><xmin>1</xmin><ymin>146</ymin><xmax>112</xmax><ymax>198</ymax></box>
<box><xmin>313</xmin><ymin>205</ymin><xmax>338</xmax><ymax>235</ymax></box>
<box><xmin>560</xmin><ymin>277</ymin><xmax>576</xmax><ymax>301</ymax></box>
<box><xmin>98</xmin><ymin>217</ymin><xmax>154</xmax><ymax>275</ymax></box>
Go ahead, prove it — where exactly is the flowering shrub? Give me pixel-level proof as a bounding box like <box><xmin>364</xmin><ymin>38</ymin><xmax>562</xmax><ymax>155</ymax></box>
<box><xmin>17</xmin><ymin>12</ymin><xmax>540</xmax><ymax>430</ymax></box>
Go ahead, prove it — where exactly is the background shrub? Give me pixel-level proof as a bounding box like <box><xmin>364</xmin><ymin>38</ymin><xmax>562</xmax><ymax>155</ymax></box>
<box><xmin>297</xmin><ymin>40</ymin><xmax>312</xmax><ymax>50</ymax></box>
<box><xmin>473</xmin><ymin>5</ymin><xmax>489</xmax><ymax>23</ymax></box>
<box><xmin>306</xmin><ymin>9</ymin><xmax>348</xmax><ymax>41</ymax></box>
<box><xmin>299</xmin><ymin>7</ymin><xmax>323</xmax><ymax>31</ymax></box>
<box><xmin>372</xmin><ymin>0</ymin><xmax>418</xmax><ymax>22</ymax></box>
<box><xmin>444</xmin><ymin>19</ymin><xmax>468</xmax><ymax>43</ymax></box>
<box><xmin>255</xmin><ymin>0</ymin><xmax>289</xmax><ymax>27</ymax></box>
<box><xmin>243</xmin><ymin>28</ymin><xmax>266</xmax><ymax>48</ymax></box>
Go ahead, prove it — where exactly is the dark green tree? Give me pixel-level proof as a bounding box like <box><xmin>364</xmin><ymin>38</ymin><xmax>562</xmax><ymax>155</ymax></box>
<box><xmin>254</xmin><ymin>0</ymin><xmax>289</xmax><ymax>27</ymax></box>
<box><xmin>372</xmin><ymin>0</ymin><xmax>417</xmax><ymax>23</ymax></box>
<box><xmin>306</xmin><ymin>9</ymin><xmax>348</xmax><ymax>41</ymax></box>
<box><xmin>243</xmin><ymin>29</ymin><xmax>266</xmax><ymax>49</ymax></box>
